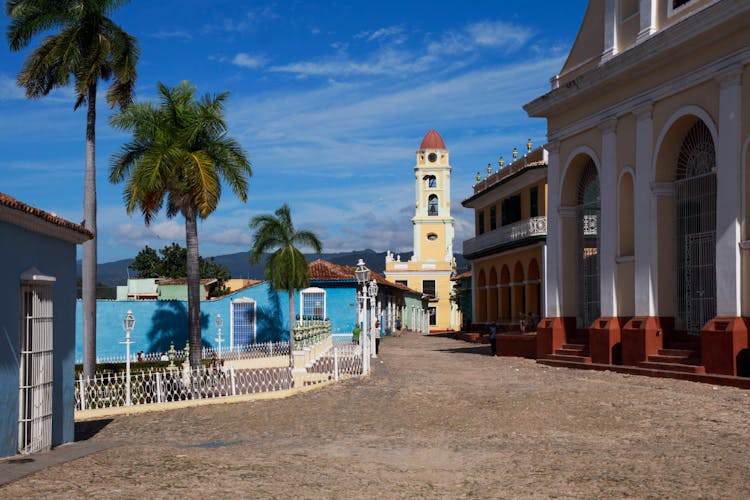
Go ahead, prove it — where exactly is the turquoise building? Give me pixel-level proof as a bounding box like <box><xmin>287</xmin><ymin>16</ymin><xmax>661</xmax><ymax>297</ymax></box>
<box><xmin>75</xmin><ymin>259</ymin><xmax>426</xmax><ymax>361</ymax></box>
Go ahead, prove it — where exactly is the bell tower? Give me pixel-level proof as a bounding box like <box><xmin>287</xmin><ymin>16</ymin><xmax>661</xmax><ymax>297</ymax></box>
<box><xmin>385</xmin><ymin>130</ymin><xmax>457</xmax><ymax>331</ymax></box>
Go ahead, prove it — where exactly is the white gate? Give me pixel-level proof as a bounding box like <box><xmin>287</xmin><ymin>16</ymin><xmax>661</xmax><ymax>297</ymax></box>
<box><xmin>18</xmin><ymin>280</ymin><xmax>54</xmax><ymax>454</ymax></box>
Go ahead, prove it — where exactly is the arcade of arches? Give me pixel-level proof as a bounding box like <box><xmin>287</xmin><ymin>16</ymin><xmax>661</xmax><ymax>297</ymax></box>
<box><xmin>473</xmin><ymin>247</ymin><xmax>542</xmax><ymax>326</ymax></box>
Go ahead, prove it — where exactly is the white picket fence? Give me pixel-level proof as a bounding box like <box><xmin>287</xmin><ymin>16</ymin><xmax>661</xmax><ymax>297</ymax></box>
<box><xmin>74</xmin><ymin>343</ymin><xmax>364</xmax><ymax>411</ymax></box>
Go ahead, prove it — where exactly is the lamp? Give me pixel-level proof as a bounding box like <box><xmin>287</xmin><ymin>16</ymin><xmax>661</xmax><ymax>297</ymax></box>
<box><xmin>215</xmin><ymin>313</ymin><xmax>224</xmax><ymax>360</ymax></box>
<box><xmin>512</xmin><ymin>147</ymin><xmax>518</xmax><ymax>161</ymax></box>
<box><xmin>121</xmin><ymin>310</ymin><xmax>135</xmax><ymax>406</ymax></box>
<box><xmin>475</xmin><ymin>171</ymin><xmax>481</xmax><ymax>182</ymax></box>
<box><xmin>355</xmin><ymin>259</ymin><xmax>370</xmax><ymax>284</ymax></box>
<box><xmin>527</xmin><ymin>138</ymin><xmax>533</xmax><ymax>153</ymax></box>
<box><xmin>486</xmin><ymin>163</ymin><xmax>492</xmax><ymax>176</ymax></box>
<box><xmin>498</xmin><ymin>156</ymin><xmax>505</xmax><ymax>169</ymax></box>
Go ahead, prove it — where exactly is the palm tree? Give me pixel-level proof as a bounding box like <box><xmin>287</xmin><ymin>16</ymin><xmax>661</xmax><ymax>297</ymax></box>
<box><xmin>109</xmin><ymin>81</ymin><xmax>252</xmax><ymax>369</ymax></box>
<box><xmin>5</xmin><ymin>0</ymin><xmax>139</xmax><ymax>379</ymax></box>
<box><xmin>249</xmin><ymin>204</ymin><xmax>322</xmax><ymax>361</ymax></box>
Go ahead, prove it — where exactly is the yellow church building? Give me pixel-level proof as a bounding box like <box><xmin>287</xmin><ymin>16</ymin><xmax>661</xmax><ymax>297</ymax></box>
<box><xmin>385</xmin><ymin>130</ymin><xmax>459</xmax><ymax>331</ymax></box>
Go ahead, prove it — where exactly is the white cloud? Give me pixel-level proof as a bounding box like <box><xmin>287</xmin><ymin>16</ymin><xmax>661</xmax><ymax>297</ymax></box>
<box><xmin>0</xmin><ymin>74</ymin><xmax>24</xmax><ymax>101</ymax></box>
<box><xmin>148</xmin><ymin>29</ymin><xmax>192</xmax><ymax>40</ymax></box>
<box><xmin>231</xmin><ymin>53</ymin><xmax>267</xmax><ymax>69</ymax></box>
<box><xmin>355</xmin><ymin>25</ymin><xmax>406</xmax><ymax>43</ymax></box>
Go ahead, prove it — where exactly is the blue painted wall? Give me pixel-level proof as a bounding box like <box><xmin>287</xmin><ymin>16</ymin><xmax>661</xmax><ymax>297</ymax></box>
<box><xmin>75</xmin><ymin>281</ymin><xmax>360</xmax><ymax>361</ymax></box>
<box><xmin>0</xmin><ymin>221</ymin><xmax>79</xmax><ymax>458</ymax></box>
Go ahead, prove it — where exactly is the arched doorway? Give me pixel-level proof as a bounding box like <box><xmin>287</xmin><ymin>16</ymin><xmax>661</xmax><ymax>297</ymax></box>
<box><xmin>500</xmin><ymin>265</ymin><xmax>511</xmax><ymax>322</ymax></box>
<box><xmin>476</xmin><ymin>269</ymin><xmax>487</xmax><ymax>322</ymax></box>
<box><xmin>674</xmin><ymin>121</ymin><xmax>716</xmax><ymax>335</ymax></box>
<box><xmin>513</xmin><ymin>262</ymin><xmax>525</xmax><ymax>321</ymax></box>
<box><xmin>577</xmin><ymin>160</ymin><xmax>601</xmax><ymax>328</ymax></box>
<box><xmin>488</xmin><ymin>267</ymin><xmax>498</xmax><ymax>321</ymax></box>
<box><xmin>527</xmin><ymin>258</ymin><xmax>541</xmax><ymax>317</ymax></box>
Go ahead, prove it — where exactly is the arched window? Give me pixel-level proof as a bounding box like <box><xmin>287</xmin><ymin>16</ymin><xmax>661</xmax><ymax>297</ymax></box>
<box><xmin>675</xmin><ymin>121</ymin><xmax>716</xmax><ymax>334</ymax></box>
<box><xmin>423</xmin><ymin>175</ymin><xmax>437</xmax><ymax>189</ymax></box>
<box><xmin>428</xmin><ymin>194</ymin><xmax>439</xmax><ymax>216</ymax></box>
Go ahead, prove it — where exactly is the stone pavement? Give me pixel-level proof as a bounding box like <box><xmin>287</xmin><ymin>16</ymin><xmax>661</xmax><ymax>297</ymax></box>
<box><xmin>1</xmin><ymin>332</ymin><xmax>749</xmax><ymax>498</ymax></box>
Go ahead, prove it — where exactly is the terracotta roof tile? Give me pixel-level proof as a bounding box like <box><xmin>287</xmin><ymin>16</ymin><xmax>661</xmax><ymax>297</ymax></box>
<box><xmin>0</xmin><ymin>191</ymin><xmax>92</xmax><ymax>238</ymax></box>
<box><xmin>308</xmin><ymin>259</ymin><xmax>422</xmax><ymax>295</ymax></box>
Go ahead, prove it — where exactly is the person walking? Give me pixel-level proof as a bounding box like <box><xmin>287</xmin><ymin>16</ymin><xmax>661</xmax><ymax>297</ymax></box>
<box><xmin>489</xmin><ymin>323</ymin><xmax>497</xmax><ymax>356</ymax></box>
<box><xmin>374</xmin><ymin>320</ymin><xmax>381</xmax><ymax>355</ymax></box>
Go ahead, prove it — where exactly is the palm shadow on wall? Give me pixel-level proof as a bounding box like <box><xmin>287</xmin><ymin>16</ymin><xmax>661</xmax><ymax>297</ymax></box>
<box><xmin>255</xmin><ymin>287</ymin><xmax>286</xmax><ymax>343</ymax></box>
<box><xmin>146</xmin><ymin>301</ymin><xmax>210</xmax><ymax>354</ymax></box>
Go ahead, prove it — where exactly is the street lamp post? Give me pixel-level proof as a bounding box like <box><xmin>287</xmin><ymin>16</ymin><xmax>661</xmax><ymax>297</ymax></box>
<box><xmin>355</xmin><ymin>259</ymin><xmax>371</xmax><ymax>374</ymax></box>
<box><xmin>215</xmin><ymin>313</ymin><xmax>224</xmax><ymax>360</ymax></box>
<box><xmin>120</xmin><ymin>310</ymin><xmax>135</xmax><ymax>406</ymax></box>
<box><xmin>368</xmin><ymin>279</ymin><xmax>379</xmax><ymax>359</ymax></box>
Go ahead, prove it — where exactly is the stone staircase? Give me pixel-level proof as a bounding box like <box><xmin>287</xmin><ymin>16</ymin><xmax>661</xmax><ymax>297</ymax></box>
<box><xmin>639</xmin><ymin>348</ymin><xmax>705</xmax><ymax>374</ymax></box>
<box><xmin>545</xmin><ymin>342</ymin><xmax>592</xmax><ymax>364</ymax></box>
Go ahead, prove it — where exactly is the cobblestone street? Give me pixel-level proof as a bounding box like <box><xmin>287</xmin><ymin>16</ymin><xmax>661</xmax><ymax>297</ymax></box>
<box><xmin>2</xmin><ymin>332</ymin><xmax>749</xmax><ymax>499</ymax></box>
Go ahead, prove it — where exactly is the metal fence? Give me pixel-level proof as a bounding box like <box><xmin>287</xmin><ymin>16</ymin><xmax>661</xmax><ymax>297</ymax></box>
<box><xmin>74</xmin><ymin>342</ymin><xmax>364</xmax><ymax>412</ymax></box>
<box><xmin>89</xmin><ymin>341</ymin><xmax>291</xmax><ymax>365</ymax></box>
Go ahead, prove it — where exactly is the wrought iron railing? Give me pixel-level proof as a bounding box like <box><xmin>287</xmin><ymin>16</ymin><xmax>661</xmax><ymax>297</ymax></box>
<box><xmin>463</xmin><ymin>216</ymin><xmax>547</xmax><ymax>256</ymax></box>
<box><xmin>87</xmin><ymin>341</ymin><xmax>290</xmax><ymax>365</ymax></box>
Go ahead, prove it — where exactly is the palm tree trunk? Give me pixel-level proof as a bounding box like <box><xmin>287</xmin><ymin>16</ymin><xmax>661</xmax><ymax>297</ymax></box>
<box><xmin>185</xmin><ymin>206</ymin><xmax>202</xmax><ymax>370</ymax></box>
<box><xmin>82</xmin><ymin>83</ymin><xmax>98</xmax><ymax>380</ymax></box>
<box><xmin>288</xmin><ymin>289</ymin><xmax>295</xmax><ymax>366</ymax></box>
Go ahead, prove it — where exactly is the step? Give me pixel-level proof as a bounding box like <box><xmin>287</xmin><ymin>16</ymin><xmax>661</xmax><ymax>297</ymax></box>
<box><xmin>648</xmin><ymin>354</ymin><xmax>702</xmax><ymax>365</ymax></box>
<box><xmin>562</xmin><ymin>343</ymin><xmax>587</xmax><ymax>350</ymax></box>
<box><xmin>639</xmin><ymin>361</ymin><xmax>706</xmax><ymax>374</ymax></box>
<box><xmin>546</xmin><ymin>354</ymin><xmax>592</xmax><ymax>363</ymax></box>
<box><xmin>556</xmin><ymin>348</ymin><xmax>589</xmax><ymax>356</ymax></box>
<box><xmin>658</xmin><ymin>348</ymin><xmax>697</xmax><ymax>357</ymax></box>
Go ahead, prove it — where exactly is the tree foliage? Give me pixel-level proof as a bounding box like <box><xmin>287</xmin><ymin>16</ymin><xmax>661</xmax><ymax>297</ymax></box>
<box><xmin>109</xmin><ymin>81</ymin><xmax>251</xmax><ymax>369</ymax></box>
<box><xmin>129</xmin><ymin>243</ymin><xmax>231</xmax><ymax>297</ymax></box>
<box><xmin>5</xmin><ymin>0</ymin><xmax>140</xmax><ymax>380</ymax></box>
<box><xmin>249</xmin><ymin>203</ymin><xmax>322</xmax><ymax>355</ymax></box>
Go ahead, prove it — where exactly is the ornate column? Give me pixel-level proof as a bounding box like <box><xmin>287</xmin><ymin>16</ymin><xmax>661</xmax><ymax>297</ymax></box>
<box><xmin>701</xmin><ymin>68</ymin><xmax>747</xmax><ymax>376</ymax></box>
<box><xmin>544</xmin><ymin>141</ymin><xmax>561</xmax><ymax>318</ymax></box>
<box><xmin>637</xmin><ymin>0</ymin><xmax>656</xmax><ymax>43</ymax></box>
<box><xmin>715</xmin><ymin>69</ymin><xmax>742</xmax><ymax>317</ymax></box>
<box><xmin>599</xmin><ymin>117</ymin><xmax>618</xmax><ymax>318</ymax></box>
<box><xmin>633</xmin><ymin>104</ymin><xmax>655</xmax><ymax>317</ymax></box>
<box><xmin>603</xmin><ymin>0</ymin><xmax>618</xmax><ymax>61</ymax></box>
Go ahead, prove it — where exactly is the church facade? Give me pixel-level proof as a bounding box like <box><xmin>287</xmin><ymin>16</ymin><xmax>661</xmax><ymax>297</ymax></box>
<box><xmin>385</xmin><ymin>130</ymin><xmax>459</xmax><ymax>331</ymax></box>
<box><xmin>524</xmin><ymin>0</ymin><xmax>750</xmax><ymax>376</ymax></box>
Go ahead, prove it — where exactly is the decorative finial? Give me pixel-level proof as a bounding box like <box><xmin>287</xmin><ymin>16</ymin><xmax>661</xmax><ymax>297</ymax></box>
<box><xmin>512</xmin><ymin>147</ymin><xmax>518</xmax><ymax>161</ymax></box>
<box><xmin>498</xmin><ymin>156</ymin><xmax>505</xmax><ymax>169</ymax></box>
<box><xmin>475</xmin><ymin>171</ymin><xmax>481</xmax><ymax>182</ymax></box>
<box><xmin>527</xmin><ymin>138</ymin><xmax>533</xmax><ymax>153</ymax></box>
<box><xmin>486</xmin><ymin>163</ymin><xmax>492</xmax><ymax>175</ymax></box>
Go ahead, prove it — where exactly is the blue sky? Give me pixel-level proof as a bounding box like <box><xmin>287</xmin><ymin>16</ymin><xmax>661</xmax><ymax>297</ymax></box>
<box><xmin>0</xmin><ymin>1</ymin><xmax>587</xmax><ymax>264</ymax></box>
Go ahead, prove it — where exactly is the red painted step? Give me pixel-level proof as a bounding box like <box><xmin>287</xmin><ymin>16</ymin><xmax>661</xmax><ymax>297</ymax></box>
<box><xmin>639</xmin><ymin>361</ymin><xmax>706</xmax><ymax>374</ymax></box>
<box><xmin>546</xmin><ymin>353</ymin><xmax>592</xmax><ymax>363</ymax></box>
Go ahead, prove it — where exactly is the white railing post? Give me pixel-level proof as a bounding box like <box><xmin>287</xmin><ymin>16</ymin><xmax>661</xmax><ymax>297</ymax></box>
<box><xmin>334</xmin><ymin>347</ymin><xmax>339</xmax><ymax>382</ymax></box>
<box><xmin>78</xmin><ymin>374</ymin><xmax>85</xmax><ymax>411</ymax></box>
<box><xmin>156</xmin><ymin>371</ymin><xmax>163</xmax><ymax>403</ymax></box>
<box><xmin>230</xmin><ymin>365</ymin><xmax>237</xmax><ymax>396</ymax></box>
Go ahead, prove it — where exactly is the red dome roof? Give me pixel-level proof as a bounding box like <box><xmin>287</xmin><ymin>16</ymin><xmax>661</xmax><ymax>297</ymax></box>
<box><xmin>419</xmin><ymin>129</ymin><xmax>446</xmax><ymax>150</ymax></box>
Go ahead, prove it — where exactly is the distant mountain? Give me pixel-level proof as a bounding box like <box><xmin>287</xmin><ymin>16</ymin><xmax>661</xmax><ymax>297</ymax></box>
<box><xmin>80</xmin><ymin>249</ymin><xmax>468</xmax><ymax>287</ymax></box>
